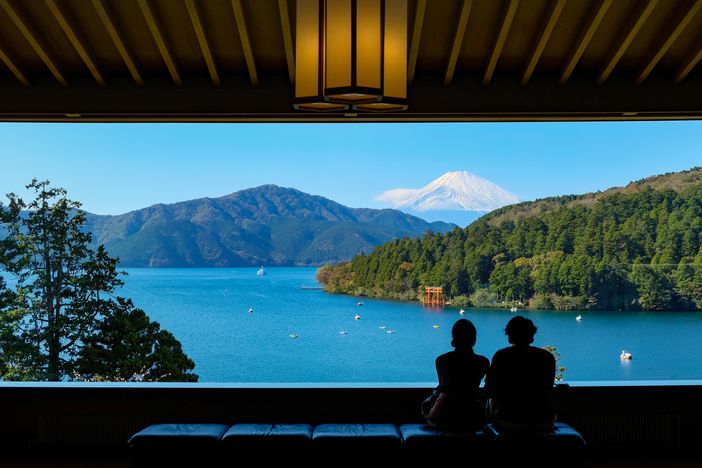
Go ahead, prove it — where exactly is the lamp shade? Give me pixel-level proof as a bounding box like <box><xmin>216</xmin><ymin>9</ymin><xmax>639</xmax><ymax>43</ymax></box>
<box><xmin>294</xmin><ymin>0</ymin><xmax>407</xmax><ymax>112</ymax></box>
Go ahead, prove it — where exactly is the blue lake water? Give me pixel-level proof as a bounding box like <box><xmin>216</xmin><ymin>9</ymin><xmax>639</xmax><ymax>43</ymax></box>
<box><xmin>120</xmin><ymin>267</ymin><xmax>702</xmax><ymax>384</ymax></box>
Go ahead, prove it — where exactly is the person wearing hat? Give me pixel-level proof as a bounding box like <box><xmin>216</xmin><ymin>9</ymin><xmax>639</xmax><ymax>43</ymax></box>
<box><xmin>485</xmin><ymin>316</ymin><xmax>556</xmax><ymax>432</ymax></box>
<box><xmin>422</xmin><ymin>318</ymin><xmax>490</xmax><ymax>430</ymax></box>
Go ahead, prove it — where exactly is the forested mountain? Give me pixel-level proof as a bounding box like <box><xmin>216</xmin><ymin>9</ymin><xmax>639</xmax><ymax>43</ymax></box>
<box><xmin>81</xmin><ymin>185</ymin><xmax>453</xmax><ymax>267</ymax></box>
<box><xmin>317</xmin><ymin>168</ymin><xmax>702</xmax><ymax>311</ymax></box>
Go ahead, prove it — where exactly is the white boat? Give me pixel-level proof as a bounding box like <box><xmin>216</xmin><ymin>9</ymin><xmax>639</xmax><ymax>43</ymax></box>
<box><xmin>386</xmin><ymin>330</ymin><xmax>395</xmax><ymax>334</ymax></box>
<box><xmin>256</xmin><ymin>266</ymin><xmax>266</xmax><ymax>276</ymax></box>
<box><xmin>459</xmin><ymin>309</ymin><xmax>465</xmax><ymax>315</ymax></box>
<box><xmin>510</xmin><ymin>307</ymin><xmax>518</xmax><ymax>312</ymax></box>
<box><xmin>289</xmin><ymin>333</ymin><xmax>299</xmax><ymax>339</ymax></box>
<box><xmin>248</xmin><ymin>307</ymin><xmax>254</xmax><ymax>313</ymax></box>
<box><xmin>354</xmin><ymin>314</ymin><xmax>361</xmax><ymax>320</ymax></box>
<box><xmin>357</xmin><ymin>301</ymin><xmax>364</xmax><ymax>307</ymax></box>
<box><xmin>379</xmin><ymin>325</ymin><xmax>387</xmax><ymax>330</ymax></box>
<box><xmin>576</xmin><ymin>314</ymin><xmax>583</xmax><ymax>321</ymax></box>
<box><xmin>620</xmin><ymin>350</ymin><xmax>632</xmax><ymax>360</ymax></box>
<box><xmin>339</xmin><ymin>331</ymin><xmax>348</xmax><ymax>335</ymax></box>
<box><xmin>432</xmin><ymin>325</ymin><xmax>440</xmax><ymax>329</ymax></box>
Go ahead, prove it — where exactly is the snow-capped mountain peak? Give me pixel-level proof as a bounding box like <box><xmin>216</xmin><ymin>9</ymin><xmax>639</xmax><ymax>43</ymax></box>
<box><xmin>376</xmin><ymin>171</ymin><xmax>520</xmax><ymax>212</ymax></box>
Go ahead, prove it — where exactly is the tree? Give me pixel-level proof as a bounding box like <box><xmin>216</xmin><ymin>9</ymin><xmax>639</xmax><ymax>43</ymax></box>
<box><xmin>76</xmin><ymin>298</ymin><xmax>197</xmax><ymax>382</ymax></box>
<box><xmin>0</xmin><ymin>180</ymin><xmax>197</xmax><ymax>381</ymax></box>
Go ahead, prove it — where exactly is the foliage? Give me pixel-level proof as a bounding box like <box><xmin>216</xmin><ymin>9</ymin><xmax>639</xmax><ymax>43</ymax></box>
<box><xmin>0</xmin><ymin>180</ymin><xmax>198</xmax><ymax>382</ymax></box>
<box><xmin>542</xmin><ymin>346</ymin><xmax>566</xmax><ymax>382</ymax></box>
<box><xmin>317</xmin><ymin>170</ymin><xmax>702</xmax><ymax>311</ymax></box>
<box><xmin>75</xmin><ymin>298</ymin><xmax>197</xmax><ymax>382</ymax></box>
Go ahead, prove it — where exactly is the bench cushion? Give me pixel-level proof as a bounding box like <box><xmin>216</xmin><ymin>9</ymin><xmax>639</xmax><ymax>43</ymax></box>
<box><xmin>399</xmin><ymin>423</ymin><xmax>490</xmax><ymax>448</ymax></box>
<box><xmin>222</xmin><ymin>424</ymin><xmax>313</xmax><ymax>447</ymax></box>
<box><xmin>486</xmin><ymin>422</ymin><xmax>586</xmax><ymax>449</ymax></box>
<box><xmin>312</xmin><ymin>424</ymin><xmax>401</xmax><ymax>449</ymax></box>
<box><xmin>129</xmin><ymin>424</ymin><xmax>230</xmax><ymax>448</ymax></box>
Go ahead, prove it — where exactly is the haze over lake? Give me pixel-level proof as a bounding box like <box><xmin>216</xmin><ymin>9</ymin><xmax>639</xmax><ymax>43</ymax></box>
<box><xmin>120</xmin><ymin>267</ymin><xmax>702</xmax><ymax>384</ymax></box>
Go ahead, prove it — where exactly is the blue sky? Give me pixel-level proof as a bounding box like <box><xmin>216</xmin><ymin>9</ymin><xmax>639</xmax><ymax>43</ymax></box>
<box><xmin>0</xmin><ymin>121</ymin><xmax>700</xmax><ymax>215</ymax></box>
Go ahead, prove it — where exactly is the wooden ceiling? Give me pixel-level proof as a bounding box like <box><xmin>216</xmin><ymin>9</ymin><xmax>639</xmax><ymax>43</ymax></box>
<box><xmin>0</xmin><ymin>0</ymin><xmax>701</xmax><ymax>122</ymax></box>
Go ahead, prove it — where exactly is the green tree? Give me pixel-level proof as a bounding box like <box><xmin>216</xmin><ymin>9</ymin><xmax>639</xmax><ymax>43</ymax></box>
<box><xmin>0</xmin><ymin>180</ymin><xmax>197</xmax><ymax>382</ymax></box>
<box><xmin>76</xmin><ymin>298</ymin><xmax>197</xmax><ymax>382</ymax></box>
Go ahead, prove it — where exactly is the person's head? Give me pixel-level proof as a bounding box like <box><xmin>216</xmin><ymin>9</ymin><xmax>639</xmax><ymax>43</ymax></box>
<box><xmin>451</xmin><ymin>319</ymin><xmax>477</xmax><ymax>349</ymax></box>
<box><xmin>505</xmin><ymin>316</ymin><xmax>537</xmax><ymax>345</ymax></box>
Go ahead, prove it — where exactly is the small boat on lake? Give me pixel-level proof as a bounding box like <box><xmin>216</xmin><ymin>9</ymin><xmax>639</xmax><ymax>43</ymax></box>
<box><xmin>510</xmin><ymin>307</ymin><xmax>518</xmax><ymax>312</ymax></box>
<box><xmin>357</xmin><ymin>301</ymin><xmax>364</xmax><ymax>306</ymax></box>
<box><xmin>576</xmin><ymin>314</ymin><xmax>583</xmax><ymax>321</ymax></box>
<box><xmin>620</xmin><ymin>350</ymin><xmax>632</xmax><ymax>360</ymax></box>
<box><xmin>339</xmin><ymin>331</ymin><xmax>348</xmax><ymax>335</ymax></box>
<box><xmin>379</xmin><ymin>325</ymin><xmax>387</xmax><ymax>330</ymax></box>
<box><xmin>386</xmin><ymin>330</ymin><xmax>395</xmax><ymax>334</ymax></box>
<box><xmin>289</xmin><ymin>333</ymin><xmax>299</xmax><ymax>339</ymax></box>
<box><xmin>248</xmin><ymin>307</ymin><xmax>254</xmax><ymax>313</ymax></box>
<box><xmin>432</xmin><ymin>325</ymin><xmax>440</xmax><ymax>329</ymax></box>
<box><xmin>354</xmin><ymin>314</ymin><xmax>361</xmax><ymax>320</ymax></box>
<box><xmin>459</xmin><ymin>309</ymin><xmax>465</xmax><ymax>315</ymax></box>
<box><xmin>256</xmin><ymin>266</ymin><xmax>266</xmax><ymax>276</ymax></box>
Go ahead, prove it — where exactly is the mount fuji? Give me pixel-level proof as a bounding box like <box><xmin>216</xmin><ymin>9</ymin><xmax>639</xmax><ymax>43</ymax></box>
<box><xmin>376</xmin><ymin>171</ymin><xmax>520</xmax><ymax>226</ymax></box>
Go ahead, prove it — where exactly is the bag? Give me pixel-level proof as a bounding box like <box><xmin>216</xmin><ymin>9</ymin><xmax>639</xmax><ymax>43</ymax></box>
<box><xmin>425</xmin><ymin>392</ymin><xmax>485</xmax><ymax>430</ymax></box>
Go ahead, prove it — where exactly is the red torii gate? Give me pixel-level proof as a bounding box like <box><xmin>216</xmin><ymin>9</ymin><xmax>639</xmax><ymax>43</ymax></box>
<box><xmin>423</xmin><ymin>286</ymin><xmax>445</xmax><ymax>307</ymax></box>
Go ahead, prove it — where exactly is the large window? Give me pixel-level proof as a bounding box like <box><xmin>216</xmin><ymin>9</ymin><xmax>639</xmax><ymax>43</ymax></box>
<box><xmin>1</xmin><ymin>122</ymin><xmax>701</xmax><ymax>383</ymax></box>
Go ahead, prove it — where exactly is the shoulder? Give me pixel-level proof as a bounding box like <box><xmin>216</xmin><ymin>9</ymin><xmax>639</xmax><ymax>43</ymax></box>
<box><xmin>491</xmin><ymin>347</ymin><xmax>512</xmax><ymax>361</ymax></box>
<box><xmin>435</xmin><ymin>351</ymin><xmax>452</xmax><ymax>365</ymax></box>
<box><xmin>532</xmin><ymin>346</ymin><xmax>555</xmax><ymax>360</ymax></box>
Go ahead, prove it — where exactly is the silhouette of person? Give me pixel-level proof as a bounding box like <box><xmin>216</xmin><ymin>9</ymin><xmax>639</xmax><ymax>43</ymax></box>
<box><xmin>422</xmin><ymin>318</ymin><xmax>489</xmax><ymax>430</ymax></box>
<box><xmin>485</xmin><ymin>316</ymin><xmax>556</xmax><ymax>432</ymax></box>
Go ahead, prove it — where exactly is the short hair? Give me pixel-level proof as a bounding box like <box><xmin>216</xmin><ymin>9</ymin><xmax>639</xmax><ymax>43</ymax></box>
<box><xmin>451</xmin><ymin>319</ymin><xmax>477</xmax><ymax>348</ymax></box>
<box><xmin>505</xmin><ymin>316</ymin><xmax>537</xmax><ymax>345</ymax></box>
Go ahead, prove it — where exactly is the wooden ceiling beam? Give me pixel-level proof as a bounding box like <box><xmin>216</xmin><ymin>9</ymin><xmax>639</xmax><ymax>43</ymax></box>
<box><xmin>597</xmin><ymin>0</ymin><xmax>658</xmax><ymax>85</ymax></box>
<box><xmin>675</xmin><ymin>38</ymin><xmax>702</xmax><ymax>84</ymax></box>
<box><xmin>636</xmin><ymin>0</ymin><xmax>702</xmax><ymax>84</ymax></box>
<box><xmin>137</xmin><ymin>0</ymin><xmax>182</xmax><ymax>86</ymax></box>
<box><xmin>443</xmin><ymin>0</ymin><xmax>473</xmax><ymax>86</ymax></box>
<box><xmin>521</xmin><ymin>0</ymin><xmax>565</xmax><ymax>86</ymax></box>
<box><xmin>45</xmin><ymin>0</ymin><xmax>105</xmax><ymax>86</ymax></box>
<box><xmin>408</xmin><ymin>0</ymin><xmax>426</xmax><ymax>84</ymax></box>
<box><xmin>184</xmin><ymin>0</ymin><xmax>219</xmax><ymax>86</ymax></box>
<box><xmin>277</xmin><ymin>0</ymin><xmax>294</xmax><ymax>84</ymax></box>
<box><xmin>230</xmin><ymin>0</ymin><xmax>258</xmax><ymax>86</ymax></box>
<box><xmin>0</xmin><ymin>0</ymin><xmax>67</xmax><ymax>86</ymax></box>
<box><xmin>0</xmin><ymin>41</ymin><xmax>29</xmax><ymax>85</ymax></box>
<box><xmin>484</xmin><ymin>0</ymin><xmax>520</xmax><ymax>85</ymax></box>
<box><xmin>91</xmin><ymin>0</ymin><xmax>142</xmax><ymax>86</ymax></box>
<box><xmin>559</xmin><ymin>0</ymin><xmax>612</xmax><ymax>85</ymax></box>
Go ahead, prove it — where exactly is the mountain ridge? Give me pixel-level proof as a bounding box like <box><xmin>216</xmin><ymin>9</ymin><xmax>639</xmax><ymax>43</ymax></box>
<box><xmin>82</xmin><ymin>185</ymin><xmax>454</xmax><ymax>267</ymax></box>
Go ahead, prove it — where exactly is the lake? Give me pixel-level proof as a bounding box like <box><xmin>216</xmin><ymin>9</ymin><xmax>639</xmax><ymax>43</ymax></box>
<box><xmin>120</xmin><ymin>267</ymin><xmax>702</xmax><ymax>384</ymax></box>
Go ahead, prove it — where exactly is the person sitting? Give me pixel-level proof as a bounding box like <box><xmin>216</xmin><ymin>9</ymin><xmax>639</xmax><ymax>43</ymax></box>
<box><xmin>422</xmin><ymin>318</ymin><xmax>490</xmax><ymax>430</ymax></box>
<box><xmin>485</xmin><ymin>316</ymin><xmax>556</xmax><ymax>432</ymax></box>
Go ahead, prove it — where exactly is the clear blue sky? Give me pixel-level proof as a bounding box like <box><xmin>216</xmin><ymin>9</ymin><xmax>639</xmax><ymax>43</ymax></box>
<box><xmin>0</xmin><ymin>121</ymin><xmax>700</xmax><ymax>215</ymax></box>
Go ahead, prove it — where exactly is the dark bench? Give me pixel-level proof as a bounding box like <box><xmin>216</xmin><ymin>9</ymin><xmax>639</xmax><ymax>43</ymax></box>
<box><xmin>128</xmin><ymin>423</ymin><xmax>229</xmax><ymax>468</ymax></box>
<box><xmin>486</xmin><ymin>422</ymin><xmax>587</xmax><ymax>467</ymax></box>
<box><xmin>129</xmin><ymin>422</ymin><xmax>586</xmax><ymax>467</ymax></box>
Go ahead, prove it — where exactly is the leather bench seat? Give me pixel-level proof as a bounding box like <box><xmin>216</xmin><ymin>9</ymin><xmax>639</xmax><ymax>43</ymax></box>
<box><xmin>400</xmin><ymin>424</ymin><xmax>491</xmax><ymax>464</ymax></box>
<box><xmin>485</xmin><ymin>422</ymin><xmax>587</xmax><ymax>467</ymax></box>
<box><xmin>221</xmin><ymin>423</ymin><xmax>313</xmax><ymax>463</ymax></box>
<box><xmin>400</xmin><ymin>423</ymin><xmax>490</xmax><ymax>448</ymax></box>
<box><xmin>128</xmin><ymin>424</ymin><xmax>230</xmax><ymax>468</ymax></box>
<box><xmin>129</xmin><ymin>423</ymin><xmax>230</xmax><ymax>448</ymax></box>
<box><xmin>312</xmin><ymin>424</ymin><xmax>402</xmax><ymax>465</ymax></box>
